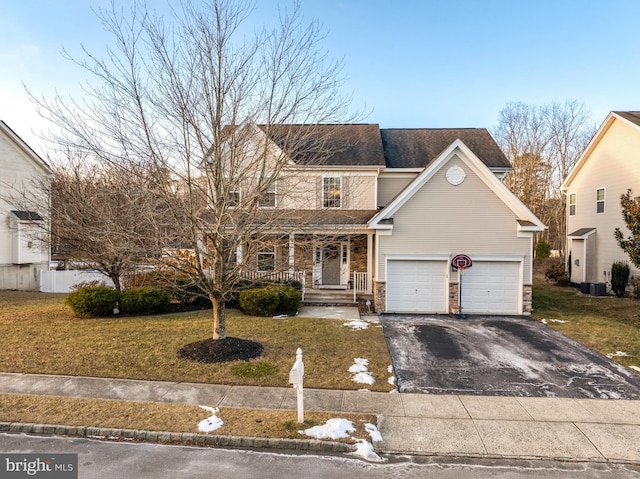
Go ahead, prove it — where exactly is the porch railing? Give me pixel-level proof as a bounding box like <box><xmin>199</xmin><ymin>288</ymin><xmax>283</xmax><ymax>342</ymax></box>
<box><xmin>239</xmin><ymin>270</ymin><xmax>306</xmax><ymax>301</ymax></box>
<box><xmin>353</xmin><ymin>272</ymin><xmax>369</xmax><ymax>302</ymax></box>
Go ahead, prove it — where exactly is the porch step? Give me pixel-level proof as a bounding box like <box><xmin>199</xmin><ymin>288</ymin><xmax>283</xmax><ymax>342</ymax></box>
<box><xmin>303</xmin><ymin>288</ymin><xmax>356</xmax><ymax>305</ymax></box>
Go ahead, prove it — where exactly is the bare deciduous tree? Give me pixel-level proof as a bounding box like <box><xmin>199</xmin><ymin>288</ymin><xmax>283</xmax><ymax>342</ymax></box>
<box><xmin>32</xmin><ymin>0</ymin><xmax>358</xmax><ymax>340</ymax></box>
<box><xmin>492</xmin><ymin>100</ymin><xmax>595</xmax><ymax>255</ymax></box>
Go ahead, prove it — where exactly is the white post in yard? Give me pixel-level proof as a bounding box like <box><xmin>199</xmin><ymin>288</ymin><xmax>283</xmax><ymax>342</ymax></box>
<box><xmin>289</xmin><ymin>347</ymin><xmax>304</xmax><ymax>423</ymax></box>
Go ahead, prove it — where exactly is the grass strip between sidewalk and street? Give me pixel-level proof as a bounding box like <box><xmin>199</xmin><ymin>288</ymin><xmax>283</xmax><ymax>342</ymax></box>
<box><xmin>0</xmin><ymin>393</ymin><xmax>376</xmax><ymax>442</ymax></box>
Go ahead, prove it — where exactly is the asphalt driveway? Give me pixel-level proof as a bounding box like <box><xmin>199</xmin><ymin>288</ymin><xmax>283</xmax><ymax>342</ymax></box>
<box><xmin>381</xmin><ymin>314</ymin><xmax>640</xmax><ymax>399</ymax></box>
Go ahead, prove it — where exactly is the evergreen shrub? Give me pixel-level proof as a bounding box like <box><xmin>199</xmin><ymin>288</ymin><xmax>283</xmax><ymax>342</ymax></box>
<box><xmin>120</xmin><ymin>287</ymin><xmax>171</xmax><ymax>314</ymax></box>
<box><xmin>611</xmin><ymin>261</ymin><xmax>630</xmax><ymax>298</ymax></box>
<box><xmin>65</xmin><ymin>286</ymin><xmax>121</xmax><ymax>317</ymax></box>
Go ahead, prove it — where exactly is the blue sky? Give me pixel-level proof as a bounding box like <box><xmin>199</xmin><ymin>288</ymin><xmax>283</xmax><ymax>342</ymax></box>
<box><xmin>2</xmin><ymin>0</ymin><xmax>640</xmax><ymax>152</ymax></box>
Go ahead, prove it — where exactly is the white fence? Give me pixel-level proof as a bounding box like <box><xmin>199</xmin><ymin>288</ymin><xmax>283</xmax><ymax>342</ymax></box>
<box><xmin>40</xmin><ymin>270</ymin><xmax>115</xmax><ymax>293</ymax></box>
<box><xmin>353</xmin><ymin>272</ymin><xmax>369</xmax><ymax>302</ymax></box>
<box><xmin>240</xmin><ymin>270</ymin><xmax>306</xmax><ymax>300</ymax></box>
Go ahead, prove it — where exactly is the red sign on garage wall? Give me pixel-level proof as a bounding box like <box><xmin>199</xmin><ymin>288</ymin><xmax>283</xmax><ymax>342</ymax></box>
<box><xmin>451</xmin><ymin>254</ymin><xmax>472</xmax><ymax>270</ymax></box>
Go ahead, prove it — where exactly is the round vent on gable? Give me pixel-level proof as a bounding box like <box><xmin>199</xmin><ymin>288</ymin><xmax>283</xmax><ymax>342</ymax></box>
<box><xmin>446</xmin><ymin>165</ymin><xmax>466</xmax><ymax>186</ymax></box>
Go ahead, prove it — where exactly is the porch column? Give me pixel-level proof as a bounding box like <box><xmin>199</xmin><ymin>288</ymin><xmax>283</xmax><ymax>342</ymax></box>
<box><xmin>367</xmin><ymin>232</ymin><xmax>374</xmax><ymax>293</ymax></box>
<box><xmin>288</xmin><ymin>233</ymin><xmax>295</xmax><ymax>274</ymax></box>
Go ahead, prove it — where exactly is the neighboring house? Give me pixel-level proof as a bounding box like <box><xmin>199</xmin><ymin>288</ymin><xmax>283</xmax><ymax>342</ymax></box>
<box><xmin>561</xmin><ymin>111</ymin><xmax>640</xmax><ymax>288</ymax></box>
<box><xmin>0</xmin><ymin>121</ymin><xmax>52</xmax><ymax>290</ymax></box>
<box><xmin>220</xmin><ymin>124</ymin><xmax>544</xmax><ymax>315</ymax></box>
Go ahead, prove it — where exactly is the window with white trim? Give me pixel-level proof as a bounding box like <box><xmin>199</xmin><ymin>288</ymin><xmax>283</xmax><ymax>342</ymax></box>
<box><xmin>569</xmin><ymin>193</ymin><xmax>576</xmax><ymax>216</ymax></box>
<box><xmin>222</xmin><ymin>239</ymin><xmax>238</xmax><ymax>264</ymax></box>
<box><xmin>596</xmin><ymin>188</ymin><xmax>605</xmax><ymax>214</ymax></box>
<box><xmin>323</xmin><ymin>177</ymin><xmax>341</xmax><ymax>208</ymax></box>
<box><xmin>257</xmin><ymin>245</ymin><xmax>275</xmax><ymax>271</ymax></box>
<box><xmin>228</xmin><ymin>187</ymin><xmax>240</xmax><ymax>208</ymax></box>
<box><xmin>257</xmin><ymin>184</ymin><xmax>276</xmax><ymax>208</ymax></box>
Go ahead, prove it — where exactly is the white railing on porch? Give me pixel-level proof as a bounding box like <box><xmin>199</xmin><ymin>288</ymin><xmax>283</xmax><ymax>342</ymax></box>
<box><xmin>240</xmin><ymin>270</ymin><xmax>306</xmax><ymax>301</ymax></box>
<box><xmin>353</xmin><ymin>272</ymin><xmax>369</xmax><ymax>302</ymax></box>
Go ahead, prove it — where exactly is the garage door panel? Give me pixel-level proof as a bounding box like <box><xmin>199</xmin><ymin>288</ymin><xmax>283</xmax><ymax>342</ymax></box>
<box><xmin>460</xmin><ymin>261</ymin><xmax>520</xmax><ymax>314</ymax></box>
<box><xmin>387</xmin><ymin>260</ymin><xmax>447</xmax><ymax>313</ymax></box>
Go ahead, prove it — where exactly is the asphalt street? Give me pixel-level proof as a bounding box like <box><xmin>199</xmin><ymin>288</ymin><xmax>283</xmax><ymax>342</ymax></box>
<box><xmin>3</xmin><ymin>434</ymin><xmax>640</xmax><ymax>479</ymax></box>
<box><xmin>381</xmin><ymin>315</ymin><xmax>640</xmax><ymax>398</ymax></box>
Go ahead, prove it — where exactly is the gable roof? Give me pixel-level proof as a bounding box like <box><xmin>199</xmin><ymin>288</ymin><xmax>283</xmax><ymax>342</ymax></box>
<box><xmin>613</xmin><ymin>111</ymin><xmax>640</xmax><ymax>127</ymax></box>
<box><xmin>0</xmin><ymin>121</ymin><xmax>52</xmax><ymax>176</ymax></box>
<box><xmin>380</xmin><ymin>128</ymin><xmax>511</xmax><ymax>169</ymax></box>
<box><xmin>561</xmin><ymin>111</ymin><xmax>640</xmax><ymax>190</ymax></box>
<box><xmin>221</xmin><ymin>123</ymin><xmax>511</xmax><ymax>172</ymax></box>
<box><xmin>261</xmin><ymin>124</ymin><xmax>386</xmax><ymax>167</ymax></box>
<box><xmin>369</xmin><ymin>139</ymin><xmax>545</xmax><ymax>231</ymax></box>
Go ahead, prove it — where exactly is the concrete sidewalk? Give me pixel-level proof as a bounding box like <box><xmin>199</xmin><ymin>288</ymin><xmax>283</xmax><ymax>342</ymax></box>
<box><xmin>1</xmin><ymin>372</ymin><xmax>640</xmax><ymax>463</ymax></box>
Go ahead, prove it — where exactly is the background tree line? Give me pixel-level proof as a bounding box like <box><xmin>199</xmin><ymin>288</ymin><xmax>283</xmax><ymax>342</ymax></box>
<box><xmin>492</xmin><ymin>100</ymin><xmax>596</xmax><ymax>258</ymax></box>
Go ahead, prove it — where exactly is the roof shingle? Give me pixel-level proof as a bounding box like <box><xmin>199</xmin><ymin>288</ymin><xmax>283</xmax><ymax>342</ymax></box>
<box><xmin>380</xmin><ymin>128</ymin><xmax>511</xmax><ymax>169</ymax></box>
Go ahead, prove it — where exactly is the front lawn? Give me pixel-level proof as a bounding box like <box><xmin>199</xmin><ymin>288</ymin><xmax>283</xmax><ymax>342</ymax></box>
<box><xmin>532</xmin><ymin>279</ymin><xmax>640</xmax><ymax>371</ymax></box>
<box><xmin>0</xmin><ymin>291</ymin><xmax>394</xmax><ymax>392</ymax></box>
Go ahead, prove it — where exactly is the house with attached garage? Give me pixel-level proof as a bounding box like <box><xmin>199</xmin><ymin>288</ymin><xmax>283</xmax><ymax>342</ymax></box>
<box><xmin>0</xmin><ymin>121</ymin><xmax>52</xmax><ymax>290</ymax></box>
<box><xmin>217</xmin><ymin>124</ymin><xmax>544</xmax><ymax>315</ymax></box>
<box><xmin>561</xmin><ymin>111</ymin><xmax>640</xmax><ymax>289</ymax></box>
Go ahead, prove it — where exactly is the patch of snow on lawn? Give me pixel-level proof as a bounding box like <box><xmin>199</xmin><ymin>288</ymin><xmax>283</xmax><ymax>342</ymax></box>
<box><xmin>300</xmin><ymin>419</ymin><xmax>384</xmax><ymax>462</ymax></box>
<box><xmin>349</xmin><ymin>358</ymin><xmax>369</xmax><ymax>373</ymax></box>
<box><xmin>300</xmin><ymin>418</ymin><xmax>355</xmax><ymax>439</ymax></box>
<box><xmin>630</xmin><ymin>366</ymin><xmax>640</xmax><ymax>373</ymax></box>
<box><xmin>198</xmin><ymin>406</ymin><xmax>223</xmax><ymax>433</ymax></box>
<box><xmin>349</xmin><ymin>358</ymin><xmax>375</xmax><ymax>384</ymax></box>
<box><xmin>365</xmin><ymin>423</ymin><xmax>382</xmax><ymax>442</ymax></box>
<box><xmin>607</xmin><ymin>351</ymin><xmax>632</xmax><ymax>358</ymax></box>
<box><xmin>353</xmin><ymin>372</ymin><xmax>376</xmax><ymax>384</ymax></box>
<box><xmin>343</xmin><ymin>320</ymin><xmax>370</xmax><ymax>330</ymax></box>
<box><xmin>387</xmin><ymin>364</ymin><xmax>396</xmax><ymax>386</ymax></box>
<box><xmin>541</xmin><ymin>318</ymin><xmax>568</xmax><ymax>325</ymax></box>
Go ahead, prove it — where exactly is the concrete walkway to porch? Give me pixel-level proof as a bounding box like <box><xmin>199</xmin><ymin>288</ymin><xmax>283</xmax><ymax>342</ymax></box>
<box><xmin>297</xmin><ymin>305</ymin><xmax>361</xmax><ymax>321</ymax></box>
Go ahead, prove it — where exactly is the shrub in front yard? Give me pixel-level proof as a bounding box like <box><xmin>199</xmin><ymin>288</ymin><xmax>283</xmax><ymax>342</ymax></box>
<box><xmin>275</xmin><ymin>286</ymin><xmax>302</xmax><ymax>313</ymax></box>
<box><xmin>65</xmin><ymin>286</ymin><xmax>121</xmax><ymax>317</ymax></box>
<box><xmin>239</xmin><ymin>288</ymin><xmax>281</xmax><ymax>316</ymax></box>
<box><xmin>120</xmin><ymin>287</ymin><xmax>171</xmax><ymax>314</ymax></box>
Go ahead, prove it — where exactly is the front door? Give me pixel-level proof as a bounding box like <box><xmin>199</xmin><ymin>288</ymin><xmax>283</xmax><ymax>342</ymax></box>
<box><xmin>322</xmin><ymin>244</ymin><xmax>341</xmax><ymax>285</ymax></box>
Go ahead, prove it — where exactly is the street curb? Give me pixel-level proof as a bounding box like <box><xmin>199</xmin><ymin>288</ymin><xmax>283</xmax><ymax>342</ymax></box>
<box><xmin>0</xmin><ymin>422</ymin><xmax>354</xmax><ymax>454</ymax></box>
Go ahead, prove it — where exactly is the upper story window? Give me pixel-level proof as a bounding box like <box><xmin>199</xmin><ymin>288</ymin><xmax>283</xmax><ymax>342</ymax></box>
<box><xmin>323</xmin><ymin>177</ymin><xmax>341</xmax><ymax>208</ymax></box>
<box><xmin>569</xmin><ymin>193</ymin><xmax>576</xmax><ymax>216</ymax></box>
<box><xmin>257</xmin><ymin>184</ymin><xmax>276</xmax><ymax>208</ymax></box>
<box><xmin>227</xmin><ymin>187</ymin><xmax>240</xmax><ymax>208</ymax></box>
<box><xmin>596</xmin><ymin>188</ymin><xmax>605</xmax><ymax>214</ymax></box>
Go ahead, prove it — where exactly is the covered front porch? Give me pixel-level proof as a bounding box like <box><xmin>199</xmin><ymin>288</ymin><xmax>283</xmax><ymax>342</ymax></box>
<box><xmin>242</xmin><ymin>232</ymin><xmax>374</xmax><ymax>303</ymax></box>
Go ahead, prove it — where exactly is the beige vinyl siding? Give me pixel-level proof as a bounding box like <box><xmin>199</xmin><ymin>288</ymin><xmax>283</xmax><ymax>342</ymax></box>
<box><xmin>377</xmin><ymin>176</ymin><xmax>416</xmax><ymax>208</ymax></box>
<box><xmin>278</xmin><ymin>171</ymin><xmax>377</xmax><ymax>210</ymax></box>
<box><xmin>566</xmin><ymin>118</ymin><xmax>640</xmax><ymax>281</ymax></box>
<box><xmin>377</xmin><ymin>157</ymin><xmax>532</xmax><ymax>281</ymax></box>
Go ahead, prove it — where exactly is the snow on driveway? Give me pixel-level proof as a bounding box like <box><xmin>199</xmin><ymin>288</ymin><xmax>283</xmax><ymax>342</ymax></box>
<box><xmin>381</xmin><ymin>315</ymin><xmax>640</xmax><ymax>398</ymax></box>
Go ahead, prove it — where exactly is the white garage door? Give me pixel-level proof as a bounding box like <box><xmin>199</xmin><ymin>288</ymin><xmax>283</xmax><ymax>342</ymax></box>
<box><xmin>386</xmin><ymin>260</ymin><xmax>447</xmax><ymax>313</ymax></box>
<box><xmin>459</xmin><ymin>261</ymin><xmax>520</xmax><ymax>314</ymax></box>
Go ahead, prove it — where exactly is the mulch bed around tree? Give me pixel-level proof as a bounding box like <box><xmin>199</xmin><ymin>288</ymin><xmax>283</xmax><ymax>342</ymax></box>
<box><xmin>177</xmin><ymin>337</ymin><xmax>264</xmax><ymax>363</ymax></box>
